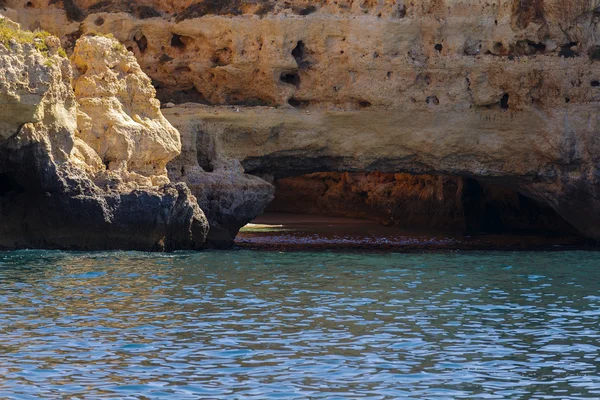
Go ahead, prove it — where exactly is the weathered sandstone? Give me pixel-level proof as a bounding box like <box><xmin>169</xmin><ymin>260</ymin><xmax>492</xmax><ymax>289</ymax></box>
<box><xmin>2</xmin><ymin>0</ymin><xmax>600</xmax><ymax>240</ymax></box>
<box><xmin>0</xmin><ymin>19</ymin><xmax>208</xmax><ymax>250</ymax></box>
<box><xmin>71</xmin><ymin>35</ymin><xmax>181</xmax><ymax>188</ymax></box>
<box><xmin>7</xmin><ymin>0</ymin><xmax>600</xmax><ymax>109</ymax></box>
<box><xmin>162</xmin><ymin>102</ymin><xmax>600</xmax><ymax>238</ymax></box>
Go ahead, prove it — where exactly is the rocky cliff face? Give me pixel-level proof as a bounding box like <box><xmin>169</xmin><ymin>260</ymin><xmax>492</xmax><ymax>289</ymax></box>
<box><xmin>3</xmin><ymin>0</ymin><xmax>600</xmax><ymax>241</ymax></box>
<box><xmin>7</xmin><ymin>0</ymin><xmax>599</xmax><ymax>109</ymax></box>
<box><xmin>0</xmin><ymin>19</ymin><xmax>208</xmax><ymax>250</ymax></box>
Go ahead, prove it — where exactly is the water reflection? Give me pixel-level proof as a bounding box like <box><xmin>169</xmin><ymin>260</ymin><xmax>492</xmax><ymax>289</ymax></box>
<box><xmin>0</xmin><ymin>250</ymin><xmax>599</xmax><ymax>398</ymax></box>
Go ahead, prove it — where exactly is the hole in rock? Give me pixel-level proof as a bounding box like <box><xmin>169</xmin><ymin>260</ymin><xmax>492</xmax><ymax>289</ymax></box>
<box><xmin>239</xmin><ymin>171</ymin><xmax>583</xmax><ymax>250</ymax></box>
<box><xmin>426</xmin><ymin>95</ymin><xmax>439</xmax><ymax>105</ymax></box>
<box><xmin>590</xmin><ymin>46</ymin><xmax>600</xmax><ymax>61</ymax></box>
<box><xmin>434</xmin><ymin>43</ymin><xmax>443</xmax><ymax>52</ymax></box>
<box><xmin>196</xmin><ymin>130</ymin><xmax>215</xmax><ymax>172</ymax></box>
<box><xmin>211</xmin><ymin>48</ymin><xmax>232</xmax><ymax>66</ymax></box>
<box><xmin>133</xmin><ymin>33</ymin><xmax>147</xmax><ymax>53</ymax></box>
<box><xmin>493</xmin><ymin>42</ymin><xmax>504</xmax><ymax>54</ymax></box>
<box><xmin>559</xmin><ymin>42</ymin><xmax>579</xmax><ymax>58</ymax></box>
<box><xmin>280</xmin><ymin>72</ymin><xmax>300</xmax><ymax>86</ymax></box>
<box><xmin>288</xmin><ymin>97</ymin><xmax>309</xmax><ymax>108</ymax></box>
<box><xmin>136</xmin><ymin>5</ymin><xmax>161</xmax><ymax>19</ymax></box>
<box><xmin>513</xmin><ymin>40</ymin><xmax>546</xmax><ymax>56</ymax></box>
<box><xmin>591</xmin><ymin>80</ymin><xmax>600</xmax><ymax>87</ymax></box>
<box><xmin>395</xmin><ymin>4</ymin><xmax>407</xmax><ymax>18</ymax></box>
<box><xmin>500</xmin><ymin>93</ymin><xmax>509</xmax><ymax>110</ymax></box>
<box><xmin>155</xmin><ymin>83</ymin><xmax>207</xmax><ymax>105</ymax></box>
<box><xmin>87</xmin><ymin>0</ymin><xmax>112</xmax><ymax>10</ymax></box>
<box><xmin>529</xmin><ymin>41</ymin><xmax>546</xmax><ymax>53</ymax></box>
<box><xmin>94</xmin><ymin>16</ymin><xmax>105</xmax><ymax>26</ymax></box>
<box><xmin>298</xmin><ymin>5</ymin><xmax>317</xmax><ymax>15</ymax></box>
<box><xmin>292</xmin><ymin>41</ymin><xmax>306</xmax><ymax>65</ymax></box>
<box><xmin>159</xmin><ymin>53</ymin><xmax>173</xmax><ymax>63</ymax></box>
<box><xmin>62</xmin><ymin>0</ymin><xmax>85</xmax><ymax>22</ymax></box>
<box><xmin>170</xmin><ymin>33</ymin><xmax>186</xmax><ymax>49</ymax></box>
<box><xmin>26</xmin><ymin>1</ymin><xmax>33</xmax><ymax>7</ymax></box>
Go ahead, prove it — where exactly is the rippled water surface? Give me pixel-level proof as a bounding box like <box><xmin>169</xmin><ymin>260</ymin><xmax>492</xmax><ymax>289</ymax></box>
<box><xmin>0</xmin><ymin>250</ymin><xmax>599</xmax><ymax>399</ymax></box>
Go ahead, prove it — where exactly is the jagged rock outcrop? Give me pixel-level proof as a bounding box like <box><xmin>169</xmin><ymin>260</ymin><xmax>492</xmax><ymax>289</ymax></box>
<box><xmin>0</xmin><ymin>19</ymin><xmax>208</xmax><ymax>250</ymax></box>
<box><xmin>4</xmin><ymin>0</ymin><xmax>600</xmax><ymax>240</ymax></box>
<box><xmin>71</xmin><ymin>35</ymin><xmax>181</xmax><ymax>188</ymax></box>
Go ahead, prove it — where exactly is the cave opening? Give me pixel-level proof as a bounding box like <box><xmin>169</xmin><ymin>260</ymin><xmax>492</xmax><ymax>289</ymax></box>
<box><xmin>239</xmin><ymin>171</ymin><xmax>583</xmax><ymax>250</ymax></box>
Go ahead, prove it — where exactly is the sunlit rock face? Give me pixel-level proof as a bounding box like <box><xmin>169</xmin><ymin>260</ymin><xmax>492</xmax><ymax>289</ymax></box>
<box><xmin>6</xmin><ymin>0</ymin><xmax>600</xmax><ymax>240</ymax></box>
<box><xmin>7</xmin><ymin>0</ymin><xmax>598</xmax><ymax>109</ymax></box>
<box><xmin>0</xmin><ymin>19</ymin><xmax>208</xmax><ymax>250</ymax></box>
<box><xmin>71</xmin><ymin>35</ymin><xmax>182</xmax><ymax>188</ymax></box>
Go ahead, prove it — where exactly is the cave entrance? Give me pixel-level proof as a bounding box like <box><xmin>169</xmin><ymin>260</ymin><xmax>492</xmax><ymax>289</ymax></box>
<box><xmin>238</xmin><ymin>171</ymin><xmax>583</xmax><ymax>250</ymax></box>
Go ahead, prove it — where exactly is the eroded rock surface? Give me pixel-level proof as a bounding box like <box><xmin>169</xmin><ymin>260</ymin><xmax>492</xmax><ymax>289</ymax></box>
<box><xmin>162</xmin><ymin>103</ymin><xmax>600</xmax><ymax>239</ymax></box>
<box><xmin>7</xmin><ymin>0</ymin><xmax>600</xmax><ymax>109</ymax></box>
<box><xmin>3</xmin><ymin>0</ymin><xmax>600</xmax><ymax>240</ymax></box>
<box><xmin>71</xmin><ymin>35</ymin><xmax>181</xmax><ymax>188</ymax></box>
<box><xmin>0</xmin><ymin>20</ymin><xmax>208</xmax><ymax>250</ymax></box>
<box><xmin>267</xmin><ymin>172</ymin><xmax>578</xmax><ymax>235</ymax></box>
<box><xmin>167</xmin><ymin>114</ymin><xmax>273</xmax><ymax>248</ymax></box>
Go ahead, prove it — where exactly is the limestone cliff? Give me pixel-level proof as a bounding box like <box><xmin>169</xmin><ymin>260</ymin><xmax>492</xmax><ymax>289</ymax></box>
<box><xmin>0</xmin><ymin>19</ymin><xmax>208</xmax><ymax>250</ymax></box>
<box><xmin>3</xmin><ymin>0</ymin><xmax>600</xmax><ymax>241</ymax></box>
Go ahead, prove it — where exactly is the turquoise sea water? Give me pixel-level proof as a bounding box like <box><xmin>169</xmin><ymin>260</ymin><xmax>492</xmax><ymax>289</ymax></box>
<box><xmin>0</xmin><ymin>250</ymin><xmax>599</xmax><ymax>399</ymax></box>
